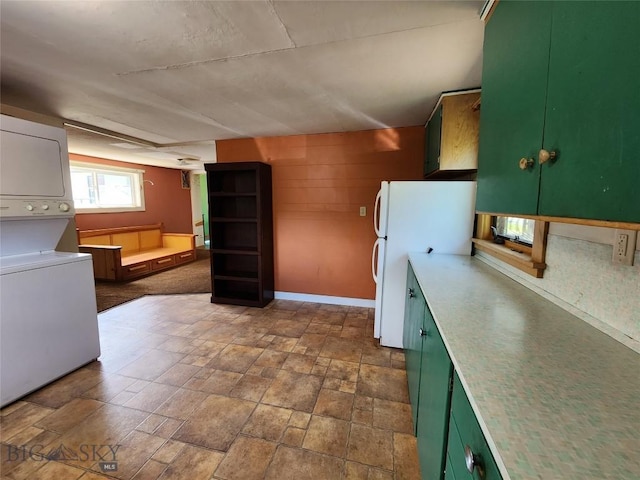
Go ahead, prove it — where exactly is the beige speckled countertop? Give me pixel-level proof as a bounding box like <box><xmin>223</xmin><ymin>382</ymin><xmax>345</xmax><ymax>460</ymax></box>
<box><xmin>408</xmin><ymin>253</ymin><xmax>640</xmax><ymax>480</ymax></box>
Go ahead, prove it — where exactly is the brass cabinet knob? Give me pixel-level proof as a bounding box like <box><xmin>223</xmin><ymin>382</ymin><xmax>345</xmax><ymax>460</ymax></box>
<box><xmin>519</xmin><ymin>157</ymin><xmax>534</xmax><ymax>170</ymax></box>
<box><xmin>539</xmin><ymin>149</ymin><xmax>557</xmax><ymax>164</ymax></box>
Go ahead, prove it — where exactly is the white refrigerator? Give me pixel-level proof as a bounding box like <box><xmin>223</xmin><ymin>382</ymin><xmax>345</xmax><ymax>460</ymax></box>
<box><xmin>372</xmin><ymin>181</ymin><xmax>476</xmax><ymax>348</ymax></box>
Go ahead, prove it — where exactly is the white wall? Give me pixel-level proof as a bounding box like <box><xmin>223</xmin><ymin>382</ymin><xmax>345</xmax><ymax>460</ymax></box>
<box><xmin>189</xmin><ymin>173</ymin><xmax>205</xmax><ymax>247</ymax></box>
<box><xmin>476</xmin><ymin>223</ymin><xmax>640</xmax><ymax>351</ymax></box>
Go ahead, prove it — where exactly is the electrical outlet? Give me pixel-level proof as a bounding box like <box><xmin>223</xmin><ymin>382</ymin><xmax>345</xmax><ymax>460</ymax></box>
<box><xmin>612</xmin><ymin>229</ymin><xmax>636</xmax><ymax>266</ymax></box>
<box><xmin>359</xmin><ymin>206</ymin><xmax>366</xmax><ymax>217</ymax></box>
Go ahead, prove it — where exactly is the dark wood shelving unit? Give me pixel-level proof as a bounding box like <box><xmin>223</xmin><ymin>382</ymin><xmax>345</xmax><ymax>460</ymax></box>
<box><xmin>205</xmin><ymin>162</ymin><xmax>274</xmax><ymax>307</ymax></box>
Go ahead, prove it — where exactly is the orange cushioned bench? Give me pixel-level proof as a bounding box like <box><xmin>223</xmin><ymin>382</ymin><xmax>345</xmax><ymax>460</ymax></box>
<box><xmin>77</xmin><ymin>223</ymin><xmax>197</xmax><ymax>281</ymax></box>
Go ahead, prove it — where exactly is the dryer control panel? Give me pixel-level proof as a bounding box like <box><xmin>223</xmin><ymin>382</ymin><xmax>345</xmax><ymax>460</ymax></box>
<box><xmin>0</xmin><ymin>114</ymin><xmax>73</xmax><ymax>219</ymax></box>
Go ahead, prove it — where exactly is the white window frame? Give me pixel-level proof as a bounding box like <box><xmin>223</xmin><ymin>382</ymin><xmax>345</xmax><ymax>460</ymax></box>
<box><xmin>494</xmin><ymin>216</ymin><xmax>535</xmax><ymax>246</ymax></box>
<box><xmin>70</xmin><ymin>161</ymin><xmax>146</xmax><ymax>213</ymax></box>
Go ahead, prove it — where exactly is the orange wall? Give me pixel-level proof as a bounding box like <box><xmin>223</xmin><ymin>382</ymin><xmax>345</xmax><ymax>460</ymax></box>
<box><xmin>71</xmin><ymin>154</ymin><xmax>193</xmax><ymax>233</ymax></box>
<box><xmin>216</xmin><ymin>127</ymin><xmax>424</xmax><ymax>300</ymax></box>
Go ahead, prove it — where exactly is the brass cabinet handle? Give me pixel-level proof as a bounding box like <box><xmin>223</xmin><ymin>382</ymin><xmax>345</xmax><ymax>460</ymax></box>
<box><xmin>539</xmin><ymin>149</ymin><xmax>557</xmax><ymax>164</ymax></box>
<box><xmin>519</xmin><ymin>157</ymin><xmax>534</xmax><ymax>170</ymax></box>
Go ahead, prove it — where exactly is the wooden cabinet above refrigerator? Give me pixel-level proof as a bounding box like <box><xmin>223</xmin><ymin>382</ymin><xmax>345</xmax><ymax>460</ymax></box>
<box><xmin>424</xmin><ymin>90</ymin><xmax>481</xmax><ymax>179</ymax></box>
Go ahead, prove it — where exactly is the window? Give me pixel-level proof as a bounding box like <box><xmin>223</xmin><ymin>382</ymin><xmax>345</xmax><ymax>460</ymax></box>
<box><xmin>473</xmin><ymin>214</ymin><xmax>548</xmax><ymax>278</ymax></box>
<box><xmin>70</xmin><ymin>162</ymin><xmax>145</xmax><ymax>213</ymax></box>
<box><xmin>494</xmin><ymin>216</ymin><xmax>535</xmax><ymax>245</ymax></box>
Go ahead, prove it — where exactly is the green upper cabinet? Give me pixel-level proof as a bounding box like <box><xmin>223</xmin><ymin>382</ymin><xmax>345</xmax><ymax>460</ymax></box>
<box><xmin>476</xmin><ymin>1</ymin><xmax>640</xmax><ymax>223</ymax></box>
<box><xmin>425</xmin><ymin>104</ymin><xmax>443</xmax><ymax>176</ymax></box>
<box><xmin>540</xmin><ymin>2</ymin><xmax>640</xmax><ymax>221</ymax></box>
<box><xmin>476</xmin><ymin>1</ymin><xmax>551</xmax><ymax>215</ymax></box>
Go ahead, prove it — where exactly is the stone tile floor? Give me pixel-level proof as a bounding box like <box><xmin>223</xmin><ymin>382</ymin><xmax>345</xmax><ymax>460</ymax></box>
<box><xmin>0</xmin><ymin>295</ymin><xmax>420</xmax><ymax>479</ymax></box>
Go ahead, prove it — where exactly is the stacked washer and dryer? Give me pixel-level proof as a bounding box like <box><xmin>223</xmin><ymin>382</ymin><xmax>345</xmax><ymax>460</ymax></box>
<box><xmin>0</xmin><ymin>114</ymin><xmax>101</xmax><ymax>407</ymax></box>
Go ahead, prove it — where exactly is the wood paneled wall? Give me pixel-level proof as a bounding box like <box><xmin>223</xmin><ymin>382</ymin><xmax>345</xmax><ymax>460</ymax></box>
<box><xmin>215</xmin><ymin>127</ymin><xmax>424</xmax><ymax>300</ymax></box>
<box><xmin>72</xmin><ymin>154</ymin><xmax>193</xmax><ymax>234</ymax></box>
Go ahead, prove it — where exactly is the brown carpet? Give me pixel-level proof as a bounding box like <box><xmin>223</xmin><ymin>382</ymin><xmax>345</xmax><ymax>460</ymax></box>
<box><xmin>94</xmin><ymin>256</ymin><xmax>211</xmax><ymax>312</ymax></box>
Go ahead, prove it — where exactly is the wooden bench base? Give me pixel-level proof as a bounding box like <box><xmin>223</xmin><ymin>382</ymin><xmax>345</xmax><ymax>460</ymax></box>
<box><xmin>77</xmin><ymin>224</ymin><xmax>197</xmax><ymax>281</ymax></box>
<box><xmin>119</xmin><ymin>248</ymin><xmax>196</xmax><ymax>280</ymax></box>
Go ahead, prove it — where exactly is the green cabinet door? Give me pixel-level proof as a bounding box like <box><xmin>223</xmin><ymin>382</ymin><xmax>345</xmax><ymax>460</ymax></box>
<box><xmin>478</xmin><ymin>0</ymin><xmax>640</xmax><ymax>222</ymax></box>
<box><xmin>425</xmin><ymin>104</ymin><xmax>443</xmax><ymax>176</ymax></box>
<box><xmin>539</xmin><ymin>2</ymin><xmax>640</xmax><ymax>222</ymax></box>
<box><xmin>444</xmin><ymin>454</ymin><xmax>457</xmax><ymax>480</ymax></box>
<box><xmin>447</xmin><ymin>374</ymin><xmax>502</xmax><ymax>480</ymax></box>
<box><xmin>417</xmin><ymin>304</ymin><xmax>453</xmax><ymax>480</ymax></box>
<box><xmin>403</xmin><ymin>265</ymin><xmax>426</xmax><ymax>434</ymax></box>
<box><xmin>476</xmin><ymin>0</ymin><xmax>552</xmax><ymax>215</ymax></box>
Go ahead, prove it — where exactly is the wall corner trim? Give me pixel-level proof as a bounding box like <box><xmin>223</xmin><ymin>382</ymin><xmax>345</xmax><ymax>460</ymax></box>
<box><xmin>274</xmin><ymin>291</ymin><xmax>375</xmax><ymax>308</ymax></box>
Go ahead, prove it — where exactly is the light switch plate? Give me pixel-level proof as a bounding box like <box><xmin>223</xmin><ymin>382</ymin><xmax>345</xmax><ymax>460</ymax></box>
<box><xmin>359</xmin><ymin>206</ymin><xmax>366</xmax><ymax>217</ymax></box>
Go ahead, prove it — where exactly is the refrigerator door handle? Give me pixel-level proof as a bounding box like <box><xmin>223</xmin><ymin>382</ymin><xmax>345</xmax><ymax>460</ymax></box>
<box><xmin>372</xmin><ymin>238</ymin><xmax>381</xmax><ymax>283</ymax></box>
<box><xmin>374</xmin><ymin>189</ymin><xmax>382</xmax><ymax>237</ymax></box>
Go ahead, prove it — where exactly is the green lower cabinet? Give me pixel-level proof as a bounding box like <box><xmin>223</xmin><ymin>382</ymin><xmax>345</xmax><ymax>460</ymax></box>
<box><xmin>403</xmin><ymin>263</ymin><xmax>453</xmax><ymax>479</ymax></box>
<box><xmin>404</xmin><ymin>264</ymin><xmax>502</xmax><ymax>479</ymax></box>
<box><xmin>447</xmin><ymin>373</ymin><xmax>502</xmax><ymax>480</ymax></box>
<box><xmin>445</xmin><ymin>454</ymin><xmax>457</xmax><ymax>480</ymax></box>
<box><xmin>403</xmin><ymin>265</ymin><xmax>426</xmax><ymax>434</ymax></box>
<box><xmin>417</xmin><ymin>305</ymin><xmax>454</xmax><ymax>480</ymax></box>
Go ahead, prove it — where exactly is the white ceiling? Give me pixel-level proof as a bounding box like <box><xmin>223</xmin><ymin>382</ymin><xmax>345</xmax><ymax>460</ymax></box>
<box><xmin>0</xmin><ymin>0</ymin><xmax>485</xmax><ymax>171</ymax></box>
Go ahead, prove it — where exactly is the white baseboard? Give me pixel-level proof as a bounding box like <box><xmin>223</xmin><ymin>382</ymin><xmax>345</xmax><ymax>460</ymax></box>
<box><xmin>274</xmin><ymin>291</ymin><xmax>375</xmax><ymax>308</ymax></box>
